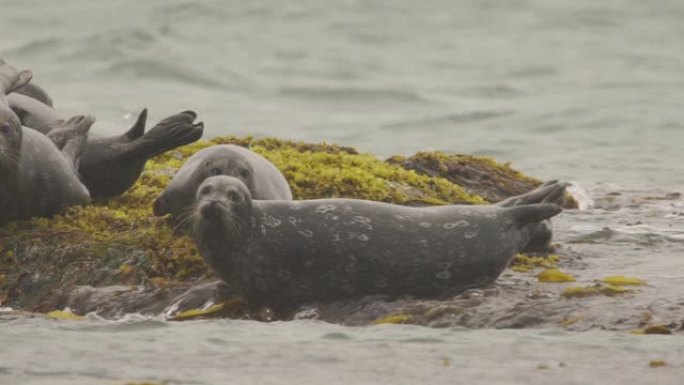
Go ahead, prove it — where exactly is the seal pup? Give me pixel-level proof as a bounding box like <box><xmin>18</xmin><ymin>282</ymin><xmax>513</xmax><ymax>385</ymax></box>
<box><xmin>8</xmin><ymin>92</ymin><xmax>204</xmax><ymax>197</ymax></box>
<box><xmin>191</xmin><ymin>175</ymin><xmax>562</xmax><ymax>313</ymax></box>
<box><xmin>0</xmin><ymin>61</ymin><xmax>91</xmax><ymax>225</ymax></box>
<box><xmin>153</xmin><ymin>144</ymin><xmax>292</xmax><ymax>221</ymax></box>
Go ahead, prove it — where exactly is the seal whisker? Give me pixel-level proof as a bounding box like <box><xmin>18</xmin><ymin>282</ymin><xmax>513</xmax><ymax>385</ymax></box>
<box><xmin>174</xmin><ymin>205</ymin><xmax>198</xmax><ymax>233</ymax></box>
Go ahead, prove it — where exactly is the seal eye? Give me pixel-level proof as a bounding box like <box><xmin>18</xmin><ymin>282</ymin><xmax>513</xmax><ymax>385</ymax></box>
<box><xmin>227</xmin><ymin>190</ymin><xmax>240</xmax><ymax>202</ymax></box>
<box><xmin>239</xmin><ymin>169</ymin><xmax>250</xmax><ymax>180</ymax></box>
<box><xmin>199</xmin><ymin>185</ymin><xmax>213</xmax><ymax>196</ymax></box>
<box><xmin>0</xmin><ymin>124</ymin><xmax>10</xmax><ymax>134</ymax></box>
<box><xmin>210</xmin><ymin>167</ymin><xmax>222</xmax><ymax>176</ymax></box>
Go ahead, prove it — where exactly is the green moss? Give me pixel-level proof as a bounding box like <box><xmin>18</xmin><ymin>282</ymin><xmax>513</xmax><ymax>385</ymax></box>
<box><xmin>0</xmin><ymin>136</ymin><xmax>537</xmax><ymax>309</ymax></box>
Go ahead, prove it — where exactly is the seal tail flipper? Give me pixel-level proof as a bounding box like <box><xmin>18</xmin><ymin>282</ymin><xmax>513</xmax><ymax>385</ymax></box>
<box><xmin>124</xmin><ymin>108</ymin><xmax>147</xmax><ymax>140</ymax></box>
<box><xmin>47</xmin><ymin>115</ymin><xmax>95</xmax><ymax>170</ymax></box>
<box><xmin>117</xmin><ymin>110</ymin><xmax>203</xmax><ymax>160</ymax></box>
<box><xmin>15</xmin><ymin>82</ymin><xmax>54</xmax><ymax>107</ymax></box>
<box><xmin>507</xmin><ymin>203</ymin><xmax>563</xmax><ymax>227</ymax></box>
<box><xmin>0</xmin><ymin>59</ymin><xmax>32</xmax><ymax>106</ymax></box>
<box><xmin>498</xmin><ymin>181</ymin><xmax>568</xmax><ymax>207</ymax></box>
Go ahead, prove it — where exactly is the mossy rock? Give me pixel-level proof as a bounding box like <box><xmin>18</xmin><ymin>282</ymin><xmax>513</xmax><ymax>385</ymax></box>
<box><xmin>0</xmin><ymin>136</ymin><xmax>539</xmax><ymax>311</ymax></box>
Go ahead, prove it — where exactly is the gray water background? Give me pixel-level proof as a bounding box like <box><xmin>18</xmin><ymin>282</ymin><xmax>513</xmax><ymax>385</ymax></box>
<box><xmin>1</xmin><ymin>1</ymin><xmax>684</xmax><ymax>384</ymax></box>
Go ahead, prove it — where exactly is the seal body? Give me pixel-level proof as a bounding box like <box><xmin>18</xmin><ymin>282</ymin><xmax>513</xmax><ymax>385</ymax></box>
<box><xmin>0</xmin><ymin>61</ymin><xmax>90</xmax><ymax>224</ymax></box>
<box><xmin>11</xmin><ymin>127</ymin><xmax>91</xmax><ymax>220</ymax></box>
<box><xmin>153</xmin><ymin>144</ymin><xmax>292</xmax><ymax>219</ymax></box>
<box><xmin>9</xmin><ymin>92</ymin><xmax>203</xmax><ymax>197</ymax></box>
<box><xmin>193</xmin><ymin>176</ymin><xmax>562</xmax><ymax>312</ymax></box>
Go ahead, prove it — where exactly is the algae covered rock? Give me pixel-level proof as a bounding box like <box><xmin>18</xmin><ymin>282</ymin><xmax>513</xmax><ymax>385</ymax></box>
<box><xmin>387</xmin><ymin>151</ymin><xmax>541</xmax><ymax>203</ymax></box>
<box><xmin>0</xmin><ymin>136</ymin><xmax>539</xmax><ymax>313</ymax></box>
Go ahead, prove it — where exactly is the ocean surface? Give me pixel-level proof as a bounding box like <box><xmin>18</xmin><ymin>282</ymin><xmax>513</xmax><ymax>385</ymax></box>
<box><xmin>1</xmin><ymin>1</ymin><xmax>684</xmax><ymax>384</ymax></box>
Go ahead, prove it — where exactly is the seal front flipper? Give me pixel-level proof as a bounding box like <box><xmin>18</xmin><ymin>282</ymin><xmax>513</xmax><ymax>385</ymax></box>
<box><xmin>115</xmin><ymin>110</ymin><xmax>203</xmax><ymax>160</ymax></box>
<box><xmin>47</xmin><ymin>115</ymin><xmax>95</xmax><ymax>169</ymax></box>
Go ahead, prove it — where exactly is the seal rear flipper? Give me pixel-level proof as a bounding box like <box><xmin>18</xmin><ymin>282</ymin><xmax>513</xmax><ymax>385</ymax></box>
<box><xmin>47</xmin><ymin>115</ymin><xmax>95</xmax><ymax>170</ymax></box>
<box><xmin>115</xmin><ymin>110</ymin><xmax>203</xmax><ymax>161</ymax></box>
<box><xmin>507</xmin><ymin>203</ymin><xmax>562</xmax><ymax>227</ymax></box>
<box><xmin>0</xmin><ymin>60</ymin><xmax>32</xmax><ymax>106</ymax></box>
<box><xmin>498</xmin><ymin>181</ymin><xmax>568</xmax><ymax>207</ymax></box>
<box><xmin>124</xmin><ymin>108</ymin><xmax>147</xmax><ymax>140</ymax></box>
<box><xmin>15</xmin><ymin>82</ymin><xmax>54</xmax><ymax>107</ymax></box>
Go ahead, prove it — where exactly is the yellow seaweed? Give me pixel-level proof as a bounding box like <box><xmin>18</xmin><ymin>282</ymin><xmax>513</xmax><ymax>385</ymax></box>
<box><xmin>169</xmin><ymin>303</ymin><xmax>226</xmax><ymax>321</ymax></box>
<box><xmin>47</xmin><ymin>309</ymin><xmax>84</xmax><ymax>320</ymax></box>
<box><xmin>649</xmin><ymin>360</ymin><xmax>667</xmax><ymax>368</ymax></box>
<box><xmin>601</xmin><ymin>276</ymin><xmax>645</xmax><ymax>286</ymax></box>
<box><xmin>510</xmin><ymin>253</ymin><xmax>560</xmax><ymax>273</ymax></box>
<box><xmin>537</xmin><ymin>269</ymin><xmax>576</xmax><ymax>283</ymax></box>
<box><xmin>643</xmin><ymin>325</ymin><xmax>673</xmax><ymax>335</ymax></box>
<box><xmin>374</xmin><ymin>314</ymin><xmax>412</xmax><ymax>325</ymax></box>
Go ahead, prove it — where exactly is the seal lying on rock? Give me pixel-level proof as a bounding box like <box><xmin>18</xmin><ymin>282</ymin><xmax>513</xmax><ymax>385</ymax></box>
<box><xmin>0</xmin><ymin>61</ymin><xmax>91</xmax><ymax>225</ymax></box>
<box><xmin>191</xmin><ymin>175</ymin><xmax>563</xmax><ymax>313</ymax></box>
<box><xmin>153</xmin><ymin>144</ymin><xmax>292</xmax><ymax>221</ymax></box>
<box><xmin>8</xmin><ymin>90</ymin><xmax>204</xmax><ymax>197</ymax></box>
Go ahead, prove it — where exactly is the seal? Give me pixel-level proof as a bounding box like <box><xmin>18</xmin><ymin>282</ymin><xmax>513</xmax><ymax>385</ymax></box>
<box><xmin>8</xmin><ymin>92</ymin><xmax>204</xmax><ymax>197</ymax></box>
<box><xmin>191</xmin><ymin>175</ymin><xmax>562</xmax><ymax>313</ymax></box>
<box><xmin>153</xmin><ymin>144</ymin><xmax>292</xmax><ymax>220</ymax></box>
<box><xmin>0</xmin><ymin>60</ymin><xmax>91</xmax><ymax>225</ymax></box>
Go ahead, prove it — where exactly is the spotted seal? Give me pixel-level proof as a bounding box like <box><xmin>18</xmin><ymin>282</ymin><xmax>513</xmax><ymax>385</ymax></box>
<box><xmin>153</xmin><ymin>144</ymin><xmax>292</xmax><ymax>221</ymax></box>
<box><xmin>8</xmin><ymin>91</ymin><xmax>203</xmax><ymax>197</ymax></box>
<box><xmin>191</xmin><ymin>175</ymin><xmax>562</xmax><ymax>313</ymax></box>
<box><xmin>0</xmin><ymin>60</ymin><xmax>91</xmax><ymax>224</ymax></box>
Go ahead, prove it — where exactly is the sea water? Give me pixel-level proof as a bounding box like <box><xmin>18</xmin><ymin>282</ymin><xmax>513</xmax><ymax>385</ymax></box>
<box><xmin>1</xmin><ymin>1</ymin><xmax>683</xmax><ymax>384</ymax></box>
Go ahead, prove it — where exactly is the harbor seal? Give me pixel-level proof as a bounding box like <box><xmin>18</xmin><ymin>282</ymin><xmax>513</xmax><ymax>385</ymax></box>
<box><xmin>0</xmin><ymin>61</ymin><xmax>91</xmax><ymax>225</ymax></box>
<box><xmin>8</xmin><ymin>92</ymin><xmax>204</xmax><ymax>197</ymax></box>
<box><xmin>153</xmin><ymin>144</ymin><xmax>292</xmax><ymax>220</ymax></box>
<box><xmin>192</xmin><ymin>175</ymin><xmax>562</xmax><ymax>313</ymax></box>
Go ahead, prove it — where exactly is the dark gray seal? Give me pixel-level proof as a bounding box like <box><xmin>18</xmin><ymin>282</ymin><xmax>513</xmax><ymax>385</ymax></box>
<box><xmin>0</xmin><ymin>61</ymin><xmax>91</xmax><ymax>225</ymax></box>
<box><xmin>153</xmin><ymin>144</ymin><xmax>292</xmax><ymax>220</ymax></box>
<box><xmin>8</xmin><ymin>92</ymin><xmax>203</xmax><ymax>198</ymax></box>
<box><xmin>191</xmin><ymin>175</ymin><xmax>562</xmax><ymax>313</ymax></box>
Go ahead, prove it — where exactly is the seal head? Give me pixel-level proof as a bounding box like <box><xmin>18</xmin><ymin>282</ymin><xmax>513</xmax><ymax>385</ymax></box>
<box><xmin>154</xmin><ymin>144</ymin><xmax>292</xmax><ymax>221</ymax></box>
